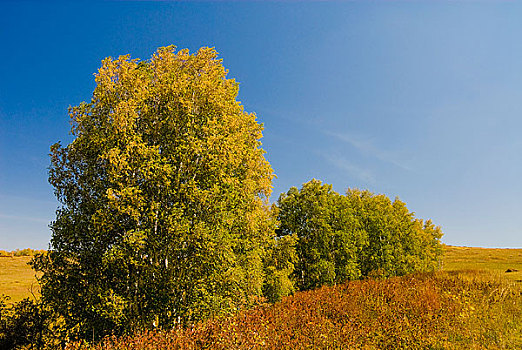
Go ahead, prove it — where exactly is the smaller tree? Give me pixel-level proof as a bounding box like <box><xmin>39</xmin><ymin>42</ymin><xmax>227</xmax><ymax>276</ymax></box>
<box><xmin>262</xmin><ymin>232</ymin><xmax>298</xmax><ymax>303</ymax></box>
<box><xmin>277</xmin><ymin>180</ymin><xmax>443</xmax><ymax>290</ymax></box>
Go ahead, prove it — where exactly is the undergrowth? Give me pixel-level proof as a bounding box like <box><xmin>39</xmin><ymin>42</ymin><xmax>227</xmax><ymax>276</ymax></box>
<box><xmin>66</xmin><ymin>270</ymin><xmax>521</xmax><ymax>349</ymax></box>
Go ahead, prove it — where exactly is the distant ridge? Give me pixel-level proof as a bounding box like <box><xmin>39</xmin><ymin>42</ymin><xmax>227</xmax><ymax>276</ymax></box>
<box><xmin>0</xmin><ymin>248</ymin><xmax>46</xmax><ymax>257</ymax></box>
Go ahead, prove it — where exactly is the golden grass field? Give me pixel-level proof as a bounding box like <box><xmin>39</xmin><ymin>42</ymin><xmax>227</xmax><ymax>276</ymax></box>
<box><xmin>443</xmin><ymin>245</ymin><xmax>522</xmax><ymax>284</ymax></box>
<box><xmin>1</xmin><ymin>245</ymin><xmax>521</xmax><ymax>304</ymax></box>
<box><xmin>0</xmin><ymin>256</ymin><xmax>40</xmax><ymax>303</ymax></box>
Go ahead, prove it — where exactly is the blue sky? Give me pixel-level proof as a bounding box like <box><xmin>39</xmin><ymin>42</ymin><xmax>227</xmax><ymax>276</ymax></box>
<box><xmin>1</xmin><ymin>1</ymin><xmax>521</xmax><ymax>250</ymax></box>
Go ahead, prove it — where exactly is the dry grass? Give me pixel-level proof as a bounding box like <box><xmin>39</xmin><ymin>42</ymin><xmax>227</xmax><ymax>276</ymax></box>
<box><xmin>0</xmin><ymin>256</ymin><xmax>40</xmax><ymax>303</ymax></box>
<box><xmin>443</xmin><ymin>245</ymin><xmax>522</xmax><ymax>284</ymax></box>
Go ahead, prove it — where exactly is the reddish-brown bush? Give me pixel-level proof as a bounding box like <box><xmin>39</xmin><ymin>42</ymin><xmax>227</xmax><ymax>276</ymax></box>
<box><xmin>67</xmin><ymin>271</ymin><xmax>521</xmax><ymax>349</ymax></box>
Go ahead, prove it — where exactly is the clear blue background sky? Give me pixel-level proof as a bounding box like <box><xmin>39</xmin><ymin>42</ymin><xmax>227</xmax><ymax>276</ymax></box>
<box><xmin>1</xmin><ymin>1</ymin><xmax>521</xmax><ymax>250</ymax></box>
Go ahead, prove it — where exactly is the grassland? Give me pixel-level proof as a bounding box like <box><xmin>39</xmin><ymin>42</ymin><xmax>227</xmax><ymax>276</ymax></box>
<box><xmin>0</xmin><ymin>256</ymin><xmax>40</xmax><ymax>303</ymax></box>
<box><xmin>443</xmin><ymin>245</ymin><xmax>522</xmax><ymax>284</ymax></box>
<box><xmin>2</xmin><ymin>246</ymin><xmax>521</xmax><ymax>348</ymax></box>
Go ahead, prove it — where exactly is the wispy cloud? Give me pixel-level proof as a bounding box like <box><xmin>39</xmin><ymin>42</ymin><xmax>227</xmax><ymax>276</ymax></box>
<box><xmin>324</xmin><ymin>130</ymin><xmax>412</xmax><ymax>171</ymax></box>
<box><xmin>318</xmin><ymin>152</ymin><xmax>376</xmax><ymax>185</ymax></box>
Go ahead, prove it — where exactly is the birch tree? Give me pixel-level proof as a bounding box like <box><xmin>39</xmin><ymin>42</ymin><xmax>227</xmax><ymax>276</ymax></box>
<box><xmin>33</xmin><ymin>46</ymin><xmax>274</xmax><ymax>339</ymax></box>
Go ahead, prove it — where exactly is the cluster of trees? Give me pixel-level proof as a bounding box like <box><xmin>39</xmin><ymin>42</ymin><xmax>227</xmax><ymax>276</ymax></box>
<box><xmin>1</xmin><ymin>46</ymin><xmax>442</xmax><ymax>347</ymax></box>
<box><xmin>276</xmin><ymin>180</ymin><xmax>442</xmax><ymax>292</ymax></box>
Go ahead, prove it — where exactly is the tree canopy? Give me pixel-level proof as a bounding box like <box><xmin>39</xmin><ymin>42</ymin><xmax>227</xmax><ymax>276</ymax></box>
<box><xmin>33</xmin><ymin>46</ymin><xmax>275</xmax><ymax>339</ymax></box>
<box><xmin>276</xmin><ymin>179</ymin><xmax>443</xmax><ymax>289</ymax></box>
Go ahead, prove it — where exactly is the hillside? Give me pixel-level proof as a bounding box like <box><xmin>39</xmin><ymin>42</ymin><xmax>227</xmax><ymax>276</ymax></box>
<box><xmin>0</xmin><ymin>256</ymin><xmax>40</xmax><ymax>303</ymax></box>
<box><xmin>443</xmin><ymin>245</ymin><xmax>522</xmax><ymax>283</ymax></box>
<box><xmin>64</xmin><ymin>246</ymin><xmax>521</xmax><ymax>350</ymax></box>
<box><xmin>2</xmin><ymin>247</ymin><xmax>521</xmax><ymax>348</ymax></box>
<box><xmin>67</xmin><ymin>269</ymin><xmax>522</xmax><ymax>349</ymax></box>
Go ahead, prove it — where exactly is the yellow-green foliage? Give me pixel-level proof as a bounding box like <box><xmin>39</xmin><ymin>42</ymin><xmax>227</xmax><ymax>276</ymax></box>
<box><xmin>276</xmin><ymin>180</ymin><xmax>443</xmax><ymax>291</ymax></box>
<box><xmin>66</xmin><ymin>270</ymin><xmax>522</xmax><ymax>349</ymax></box>
<box><xmin>0</xmin><ymin>257</ymin><xmax>40</xmax><ymax>303</ymax></box>
<box><xmin>35</xmin><ymin>45</ymin><xmax>276</xmax><ymax>339</ymax></box>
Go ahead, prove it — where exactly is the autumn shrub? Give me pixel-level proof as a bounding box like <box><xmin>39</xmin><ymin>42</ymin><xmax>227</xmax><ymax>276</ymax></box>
<box><xmin>66</xmin><ymin>270</ymin><xmax>522</xmax><ymax>350</ymax></box>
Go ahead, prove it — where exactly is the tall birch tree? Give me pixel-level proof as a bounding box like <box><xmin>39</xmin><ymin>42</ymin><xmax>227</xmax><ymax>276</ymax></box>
<box><xmin>33</xmin><ymin>46</ymin><xmax>274</xmax><ymax>339</ymax></box>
